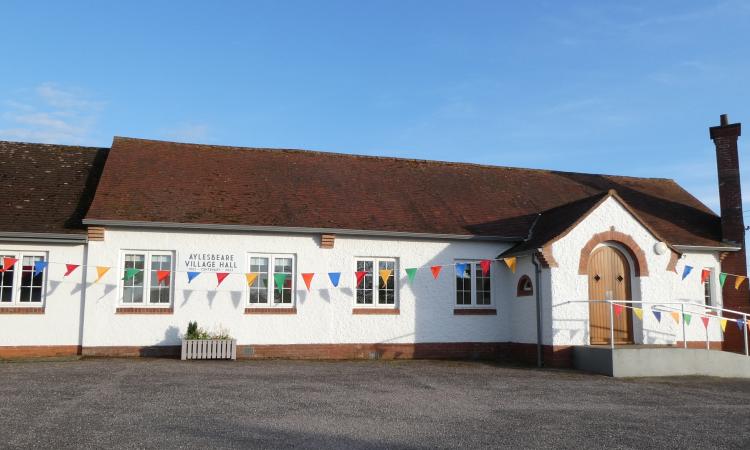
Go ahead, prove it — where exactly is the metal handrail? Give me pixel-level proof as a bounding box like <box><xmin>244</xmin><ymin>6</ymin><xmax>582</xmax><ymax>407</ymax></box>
<box><xmin>558</xmin><ymin>300</ymin><xmax>749</xmax><ymax>355</ymax></box>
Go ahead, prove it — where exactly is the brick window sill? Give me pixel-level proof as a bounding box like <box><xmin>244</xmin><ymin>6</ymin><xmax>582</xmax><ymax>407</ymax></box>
<box><xmin>116</xmin><ymin>307</ymin><xmax>174</xmax><ymax>315</ymax></box>
<box><xmin>0</xmin><ymin>307</ymin><xmax>45</xmax><ymax>314</ymax></box>
<box><xmin>453</xmin><ymin>308</ymin><xmax>497</xmax><ymax>316</ymax></box>
<box><xmin>352</xmin><ymin>308</ymin><xmax>400</xmax><ymax>315</ymax></box>
<box><xmin>245</xmin><ymin>307</ymin><xmax>297</xmax><ymax>315</ymax></box>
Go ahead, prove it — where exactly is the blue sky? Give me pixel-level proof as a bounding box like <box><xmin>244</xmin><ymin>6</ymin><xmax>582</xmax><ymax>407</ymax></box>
<box><xmin>1</xmin><ymin>1</ymin><xmax>749</xmax><ymax>213</ymax></box>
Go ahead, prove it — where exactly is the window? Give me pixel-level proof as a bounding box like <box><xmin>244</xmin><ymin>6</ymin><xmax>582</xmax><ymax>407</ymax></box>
<box><xmin>355</xmin><ymin>258</ymin><xmax>397</xmax><ymax>306</ymax></box>
<box><xmin>455</xmin><ymin>261</ymin><xmax>492</xmax><ymax>306</ymax></box>
<box><xmin>703</xmin><ymin>270</ymin><xmax>713</xmax><ymax>306</ymax></box>
<box><xmin>120</xmin><ymin>251</ymin><xmax>173</xmax><ymax>306</ymax></box>
<box><xmin>246</xmin><ymin>254</ymin><xmax>295</xmax><ymax>307</ymax></box>
<box><xmin>517</xmin><ymin>275</ymin><xmax>533</xmax><ymax>297</ymax></box>
<box><xmin>0</xmin><ymin>252</ymin><xmax>46</xmax><ymax>306</ymax></box>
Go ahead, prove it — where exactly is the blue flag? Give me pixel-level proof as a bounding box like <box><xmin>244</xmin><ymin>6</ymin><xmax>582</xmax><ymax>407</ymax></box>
<box><xmin>455</xmin><ymin>263</ymin><xmax>467</xmax><ymax>278</ymax></box>
<box><xmin>33</xmin><ymin>261</ymin><xmax>48</xmax><ymax>277</ymax></box>
<box><xmin>187</xmin><ymin>271</ymin><xmax>201</xmax><ymax>283</ymax></box>
<box><xmin>328</xmin><ymin>272</ymin><xmax>341</xmax><ymax>287</ymax></box>
<box><xmin>652</xmin><ymin>309</ymin><xmax>661</xmax><ymax>322</ymax></box>
<box><xmin>737</xmin><ymin>319</ymin><xmax>746</xmax><ymax>331</ymax></box>
<box><xmin>681</xmin><ymin>265</ymin><xmax>693</xmax><ymax>280</ymax></box>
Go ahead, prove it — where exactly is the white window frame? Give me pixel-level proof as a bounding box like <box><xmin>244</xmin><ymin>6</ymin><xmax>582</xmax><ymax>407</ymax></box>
<box><xmin>0</xmin><ymin>251</ymin><xmax>48</xmax><ymax>307</ymax></box>
<box><xmin>118</xmin><ymin>250</ymin><xmax>175</xmax><ymax>307</ymax></box>
<box><xmin>246</xmin><ymin>253</ymin><xmax>296</xmax><ymax>309</ymax></box>
<box><xmin>354</xmin><ymin>257</ymin><xmax>398</xmax><ymax>308</ymax></box>
<box><xmin>455</xmin><ymin>260</ymin><xmax>492</xmax><ymax>307</ymax></box>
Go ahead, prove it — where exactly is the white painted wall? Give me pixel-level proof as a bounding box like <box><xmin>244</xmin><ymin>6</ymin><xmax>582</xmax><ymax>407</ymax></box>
<box><xmin>548</xmin><ymin>197</ymin><xmax>724</xmax><ymax>346</ymax></box>
<box><xmin>0</xmin><ymin>241</ymin><xmax>87</xmax><ymax>346</ymax></box>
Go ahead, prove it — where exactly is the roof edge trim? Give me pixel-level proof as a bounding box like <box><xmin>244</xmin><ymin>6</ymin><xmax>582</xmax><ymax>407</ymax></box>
<box><xmin>82</xmin><ymin>219</ymin><xmax>524</xmax><ymax>241</ymax></box>
<box><xmin>0</xmin><ymin>232</ymin><xmax>87</xmax><ymax>244</ymax></box>
<box><xmin>672</xmin><ymin>244</ymin><xmax>742</xmax><ymax>252</ymax></box>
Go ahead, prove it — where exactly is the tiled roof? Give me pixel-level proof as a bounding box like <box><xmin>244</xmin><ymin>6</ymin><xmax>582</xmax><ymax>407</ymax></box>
<box><xmin>83</xmin><ymin>137</ymin><xmax>723</xmax><ymax>246</ymax></box>
<box><xmin>0</xmin><ymin>141</ymin><xmax>108</xmax><ymax>235</ymax></box>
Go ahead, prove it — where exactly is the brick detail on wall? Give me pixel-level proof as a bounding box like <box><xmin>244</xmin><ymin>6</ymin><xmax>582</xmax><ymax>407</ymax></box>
<box><xmin>578</xmin><ymin>230</ymin><xmax>649</xmax><ymax>276</ymax></box>
<box><xmin>0</xmin><ymin>345</ymin><xmax>80</xmax><ymax>358</ymax></box>
<box><xmin>453</xmin><ymin>308</ymin><xmax>497</xmax><ymax>315</ymax></box>
<box><xmin>352</xmin><ymin>308</ymin><xmax>400</xmax><ymax>315</ymax></box>
<box><xmin>87</xmin><ymin>226</ymin><xmax>105</xmax><ymax>241</ymax></box>
<box><xmin>538</xmin><ymin>246</ymin><xmax>556</xmax><ymax>268</ymax></box>
<box><xmin>244</xmin><ymin>307</ymin><xmax>297</xmax><ymax>315</ymax></box>
<box><xmin>115</xmin><ymin>307</ymin><xmax>173</xmax><ymax>314</ymax></box>
<box><xmin>81</xmin><ymin>346</ymin><xmax>181</xmax><ymax>358</ymax></box>
<box><xmin>0</xmin><ymin>307</ymin><xmax>45</xmax><ymax>314</ymax></box>
<box><xmin>320</xmin><ymin>234</ymin><xmax>335</xmax><ymax>249</ymax></box>
<box><xmin>666</xmin><ymin>251</ymin><xmax>679</xmax><ymax>273</ymax></box>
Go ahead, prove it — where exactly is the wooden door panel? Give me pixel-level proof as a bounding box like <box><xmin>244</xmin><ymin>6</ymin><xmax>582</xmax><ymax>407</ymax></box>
<box><xmin>588</xmin><ymin>246</ymin><xmax>633</xmax><ymax>344</ymax></box>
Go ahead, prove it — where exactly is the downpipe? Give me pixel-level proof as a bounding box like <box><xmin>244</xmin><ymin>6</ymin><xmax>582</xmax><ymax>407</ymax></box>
<box><xmin>532</xmin><ymin>252</ymin><xmax>543</xmax><ymax>368</ymax></box>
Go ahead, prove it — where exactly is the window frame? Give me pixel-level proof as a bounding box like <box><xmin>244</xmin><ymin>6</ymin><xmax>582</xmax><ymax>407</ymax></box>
<box><xmin>516</xmin><ymin>275</ymin><xmax>534</xmax><ymax>297</ymax></box>
<box><xmin>353</xmin><ymin>257</ymin><xmax>399</xmax><ymax>309</ymax></box>
<box><xmin>118</xmin><ymin>250</ymin><xmax>175</xmax><ymax>308</ymax></box>
<box><xmin>0</xmin><ymin>251</ymin><xmax>48</xmax><ymax>307</ymax></box>
<box><xmin>245</xmin><ymin>253</ymin><xmax>296</xmax><ymax>309</ymax></box>
<box><xmin>454</xmin><ymin>260</ymin><xmax>492</xmax><ymax>307</ymax></box>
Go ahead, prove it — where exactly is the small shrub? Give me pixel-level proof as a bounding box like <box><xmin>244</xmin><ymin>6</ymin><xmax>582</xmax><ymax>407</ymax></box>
<box><xmin>184</xmin><ymin>321</ymin><xmax>232</xmax><ymax>340</ymax></box>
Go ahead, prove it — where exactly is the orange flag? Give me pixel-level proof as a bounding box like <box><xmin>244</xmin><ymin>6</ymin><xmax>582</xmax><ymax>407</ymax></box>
<box><xmin>301</xmin><ymin>273</ymin><xmax>314</xmax><ymax>291</ymax></box>
<box><xmin>670</xmin><ymin>311</ymin><xmax>680</xmax><ymax>323</ymax></box>
<box><xmin>245</xmin><ymin>273</ymin><xmax>259</xmax><ymax>286</ymax></box>
<box><xmin>503</xmin><ymin>257</ymin><xmax>517</xmax><ymax>273</ymax></box>
<box><xmin>735</xmin><ymin>276</ymin><xmax>746</xmax><ymax>290</ymax></box>
<box><xmin>379</xmin><ymin>269</ymin><xmax>392</xmax><ymax>287</ymax></box>
<box><xmin>700</xmin><ymin>269</ymin><xmax>711</xmax><ymax>283</ymax></box>
<box><xmin>95</xmin><ymin>266</ymin><xmax>110</xmax><ymax>283</ymax></box>
<box><xmin>430</xmin><ymin>266</ymin><xmax>442</xmax><ymax>279</ymax></box>
<box><xmin>0</xmin><ymin>257</ymin><xmax>18</xmax><ymax>272</ymax></box>
<box><xmin>156</xmin><ymin>270</ymin><xmax>170</xmax><ymax>284</ymax></box>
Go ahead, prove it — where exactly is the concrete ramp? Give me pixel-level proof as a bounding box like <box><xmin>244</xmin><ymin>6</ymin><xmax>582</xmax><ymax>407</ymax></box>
<box><xmin>573</xmin><ymin>346</ymin><xmax>750</xmax><ymax>378</ymax></box>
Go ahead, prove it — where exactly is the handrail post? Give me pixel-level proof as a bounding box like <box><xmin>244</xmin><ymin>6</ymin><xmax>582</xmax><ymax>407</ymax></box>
<box><xmin>609</xmin><ymin>301</ymin><xmax>615</xmax><ymax>350</ymax></box>
<box><xmin>681</xmin><ymin>304</ymin><xmax>687</xmax><ymax>349</ymax></box>
<box><xmin>705</xmin><ymin>316</ymin><xmax>710</xmax><ymax>350</ymax></box>
<box><xmin>744</xmin><ymin>313</ymin><xmax>749</xmax><ymax>357</ymax></box>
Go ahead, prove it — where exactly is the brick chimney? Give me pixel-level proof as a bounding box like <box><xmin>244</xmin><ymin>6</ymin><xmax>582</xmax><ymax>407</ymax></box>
<box><xmin>710</xmin><ymin>114</ymin><xmax>747</xmax><ymax>353</ymax></box>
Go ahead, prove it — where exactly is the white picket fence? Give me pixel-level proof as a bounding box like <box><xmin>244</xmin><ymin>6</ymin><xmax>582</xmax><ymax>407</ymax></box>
<box><xmin>181</xmin><ymin>339</ymin><xmax>237</xmax><ymax>360</ymax></box>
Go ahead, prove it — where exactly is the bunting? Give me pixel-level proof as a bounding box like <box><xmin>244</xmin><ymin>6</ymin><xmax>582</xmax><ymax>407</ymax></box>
<box><xmin>683</xmin><ymin>313</ymin><xmax>692</xmax><ymax>325</ymax></box>
<box><xmin>430</xmin><ymin>266</ymin><xmax>442</xmax><ymax>279</ymax></box>
<box><xmin>64</xmin><ymin>264</ymin><xmax>79</xmax><ymax>277</ymax></box>
<box><xmin>613</xmin><ymin>303</ymin><xmax>623</xmax><ymax>317</ymax></box>
<box><xmin>187</xmin><ymin>272</ymin><xmax>201</xmax><ymax>283</ymax></box>
<box><xmin>455</xmin><ymin>263</ymin><xmax>467</xmax><ymax>278</ymax></box>
<box><xmin>156</xmin><ymin>270</ymin><xmax>170</xmax><ymax>285</ymax></box>
<box><xmin>0</xmin><ymin>257</ymin><xmax>18</xmax><ymax>272</ymax></box>
<box><xmin>123</xmin><ymin>268</ymin><xmax>141</xmax><ymax>281</ymax></box>
<box><xmin>670</xmin><ymin>311</ymin><xmax>680</xmax><ymax>324</ymax></box>
<box><xmin>245</xmin><ymin>273</ymin><xmax>259</xmax><ymax>287</ymax></box>
<box><xmin>95</xmin><ymin>266</ymin><xmax>110</xmax><ymax>283</ymax></box>
<box><xmin>701</xmin><ymin>316</ymin><xmax>710</xmax><ymax>329</ymax></box>
<box><xmin>633</xmin><ymin>308</ymin><xmax>643</xmax><ymax>320</ymax></box>
<box><xmin>216</xmin><ymin>272</ymin><xmax>229</xmax><ymax>286</ymax></box>
<box><xmin>652</xmin><ymin>309</ymin><xmax>661</xmax><ymax>322</ymax></box>
<box><xmin>738</xmin><ymin>319</ymin><xmax>746</xmax><ymax>331</ymax></box>
<box><xmin>700</xmin><ymin>269</ymin><xmax>710</xmax><ymax>283</ymax></box>
<box><xmin>273</xmin><ymin>273</ymin><xmax>288</xmax><ymax>293</ymax></box>
<box><xmin>33</xmin><ymin>261</ymin><xmax>48</xmax><ymax>277</ymax></box>
<box><xmin>480</xmin><ymin>259</ymin><xmax>491</xmax><ymax>276</ymax></box>
<box><xmin>681</xmin><ymin>265</ymin><xmax>693</xmax><ymax>280</ymax></box>
<box><xmin>719</xmin><ymin>272</ymin><xmax>728</xmax><ymax>287</ymax></box>
<box><xmin>405</xmin><ymin>268</ymin><xmax>418</xmax><ymax>283</ymax></box>
<box><xmin>355</xmin><ymin>271</ymin><xmax>368</xmax><ymax>287</ymax></box>
<box><xmin>301</xmin><ymin>273</ymin><xmax>314</xmax><ymax>291</ymax></box>
<box><xmin>328</xmin><ymin>272</ymin><xmax>341</xmax><ymax>287</ymax></box>
<box><xmin>735</xmin><ymin>276</ymin><xmax>746</xmax><ymax>290</ymax></box>
<box><xmin>379</xmin><ymin>269</ymin><xmax>392</xmax><ymax>287</ymax></box>
<box><xmin>503</xmin><ymin>257</ymin><xmax>517</xmax><ymax>273</ymax></box>
<box><xmin>720</xmin><ymin>319</ymin><xmax>728</xmax><ymax>333</ymax></box>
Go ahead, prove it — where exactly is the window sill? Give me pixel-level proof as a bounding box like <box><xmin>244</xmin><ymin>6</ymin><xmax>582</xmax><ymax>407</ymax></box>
<box><xmin>0</xmin><ymin>306</ymin><xmax>45</xmax><ymax>314</ymax></box>
<box><xmin>453</xmin><ymin>308</ymin><xmax>497</xmax><ymax>316</ymax></box>
<box><xmin>352</xmin><ymin>308</ymin><xmax>400</xmax><ymax>315</ymax></box>
<box><xmin>245</xmin><ymin>307</ymin><xmax>297</xmax><ymax>315</ymax></box>
<box><xmin>116</xmin><ymin>307</ymin><xmax>173</xmax><ymax>315</ymax></box>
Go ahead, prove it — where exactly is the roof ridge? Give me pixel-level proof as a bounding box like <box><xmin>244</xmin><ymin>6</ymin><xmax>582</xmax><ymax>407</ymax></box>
<box><xmin>0</xmin><ymin>140</ymin><xmax>107</xmax><ymax>151</ymax></box>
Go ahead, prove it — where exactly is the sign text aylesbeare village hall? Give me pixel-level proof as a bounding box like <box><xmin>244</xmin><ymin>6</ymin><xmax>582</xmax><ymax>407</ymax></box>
<box><xmin>179</xmin><ymin>252</ymin><xmax>241</xmax><ymax>273</ymax></box>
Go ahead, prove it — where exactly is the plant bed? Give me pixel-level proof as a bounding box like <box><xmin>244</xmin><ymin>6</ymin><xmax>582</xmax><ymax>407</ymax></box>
<box><xmin>181</xmin><ymin>321</ymin><xmax>236</xmax><ymax>361</ymax></box>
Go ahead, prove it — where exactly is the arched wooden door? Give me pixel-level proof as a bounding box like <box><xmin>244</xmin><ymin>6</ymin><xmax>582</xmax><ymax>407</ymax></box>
<box><xmin>588</xmin><ymin>245</ymin><xmax>633</xmax><ymax>345</ymax></box>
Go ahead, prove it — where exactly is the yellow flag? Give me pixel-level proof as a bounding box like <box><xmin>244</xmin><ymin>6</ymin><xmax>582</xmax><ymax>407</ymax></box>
<box><xmin>670</xmin><ymin>311</ymin><xmax>680</xmax><ymax>323</ymax></box>
<box><xmin>379</xmin><ymin>269</ymin><xmax>392</xmax><ymax>287</ymax></box>
<box><xmin>735</xmin><ymin>276</ymin><xmax>746</xmax><ymax>290</ymax></box>
<box><xmin>720</xmin><ymin>319</ymin><xmax>728</xmax><ymax>333</ymax></box>
<box><xmin>504</xmin><ymin>257</ymin><xmax>517</xmax><ymax>273</ymax></box>
<box><xmin>633</xmin><ymin>307</ymin><xmax>643</xmax><ymax>320</ymax></box>
<box><xmin>95</xmin><ymin>266</ymin><xmax>110</xmax><ymax>283</ymax></box>
<box><xmin>245</xmin><ymin>273</ymin><xmax>259</xmax><ymax>287</ymax></box>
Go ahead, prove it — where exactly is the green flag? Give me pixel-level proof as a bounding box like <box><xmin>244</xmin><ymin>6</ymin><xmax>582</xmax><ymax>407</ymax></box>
<box><xmin>273</xmin><ymin>273</ymin><xmax>288</xmax><ymax>293</ymax></box>
<box><xmin>123</xmin><ymin>268</ymin><xmax>141</xmax><ymax>281</ymax></box>
<box><xmin>683</xmin><ymin>313</ymin><xmax>692</xmax><ymax>326</ymax></box>
<box><xmin>719</xmin><ymin>272</ymin><xmax>728</xmax><ymax>287</ymax></box>
<box><xmin>405</xmin><ymin>268</ymin><xmax>417</xmax><ymax>283</ymax></box>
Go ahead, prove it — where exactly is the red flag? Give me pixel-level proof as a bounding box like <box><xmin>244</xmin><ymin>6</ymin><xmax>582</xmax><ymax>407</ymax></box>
<box><xmin>430</xmin><ymin>266</ymin><xmax>442</xmax><ymax>279</ymax></box>
<box><xmin>302</xmin><ymin>273</ymin><xmax>314</xmax><ymax>291</ymax></box>
<box><xmin>613</xmin><ymin>303</ymin><xmax>623</xmax><ymax>317</ymax></box>
<box><xmin>64</xmin><ymin>264</ymin><xmax>80</xmax><ymax>277</ymax></box>
<box><xmin>0</xmin><ymin>257</ymin><xmax>18</xmax><ymax>272</ymax></box>
<box><xmin>157</xmin><ymin>270</ymin><xmax>170</xmax><ymax>285</ymax></box>
<box><xmin>480</xmin><ymin>259</ymin><xmax>491</xmax><ymax>276</ymax></box>
<box><xmin>355</xmin><ymin>271</ymin><xmax>368</xmax><ymax>287</ymax></box>
<box><xmin>700</xmin><ymin>269</ymin><xmax>710</xmax><ymax>283</ymax></box>
<box><xmin>216</xmin><ymin>272</ymin><xmax>230</xmax><ymax>286</ymax></box>
<box><xmin>701</xmin><ymin>316</ymin><xmax>710</xmax><ymax>328</ymax></box>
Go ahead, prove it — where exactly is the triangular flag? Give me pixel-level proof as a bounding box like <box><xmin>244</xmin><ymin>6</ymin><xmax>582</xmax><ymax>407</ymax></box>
<box><xmin>123</xmin><ymin>268</ymin><xmax>141</xmax><ymax>281</ymax></box>
<box><xmin>273</xmin><ymin>273</ymin><xmax>288</xmax><ymax>293</ymax></box>
<box><xmin>379</xmin><ymin>269</ymin><xmax>392</xmax><ymax>287</ymax></box>
<box><xmin>735</xmin><ymin>276</ymin><xmax>746</xmax><ymax>290</ymax></box>
<box><xmin>430</xmin><ymin>266</ymin><xmax>442</xmax><ymax>279</ymax></box>
<box><xmin>95</xmin><ymin>266</ymin><xmax>110</xmax><ymax>283</ymax></box>
<box><xmin>683</xmin><ymin>313</ymin><xmax>692</xmax><ymax>325</ymax></box>
<box><xmin>613</xmin><ymin>303</ymin><xmax>623</xmax><ymax>317</ymax></box>
<box><xmin>503</xmin><ymin>257</ymin><xmax>517</xmax><ymax>273</ymax></box>
<box><xmin>355</xmin><ymin>271</ymin><xmax>368</xmax><ymax>287</ymax></box>
<box><xmin>701</xmin><ymin>316</ymin><xmax>710</xmax><ymax>328</ymax></box>
<box><xmin>719</xmin><ymin>272</ymin><xmax>728</xmax><ymax>287</ymax></box>
<box><xmin>700</xmin><ymin>269</ymin><xmax>710</xmax><ymax>283</ymax></box>
<box><xmin>633</xmin><ymin>308</ymin><xmax>643</xmax><ymax>320</ymax></box>
<box><xmin>455</xmin><ymin>263</ymin><xmax>467</xmax><ymax>278</ymax></box>
<box><xmin>156</xmin><ymin>270</ymin><xmax>170</xmax><ymax>284</ymax></box>
<box><xmin>670</xmin><ymin>311</ymin><xmax>680</xmax><ymax>323</ymax></box>
<box><xmin>216</xmin><ymin>272</ymin><xmax>229</xmax><ymax>286</ymax></box>
<box><xmin>64</xmin><ymin>264</ymin><xmax>79</xmax><ymax>277</ymax></box>
<box><xmin>405</xmin><ymin>268</ymin><xmax>417</xmax><ymax>283</ymax></box>
<box><xmin>480</xmin><ymin>259</ymin><xmax>491</xmax><ymax>276</ymax></box>
<box><xmin>301</xmin><ymin>273</ymin><xmax>314</xmax><ymax>291</ymax></box>
<box><xmin>33</xmin><ymin>261</ymin><xmax>48</xmax><ymax>277</ymax></box>
<box><xmin>187</xmin><ymin>271</ymin><xmax>201</xmax><ymax>283</ymax></box>
<box><xmin>737</xmin><ymin>319</ymin><xmax>746</xmax><ymax>331</ymax></box>
<box><xmin>328</xmin><ymin>272</ymin><xmax>341</xmax><ymax>287</ymax></box>
<box><xmin>652</xmin><ymin>309</ymin><xmax>661</xmax><ymax>322</ymax></box>
<box><xmin>245</xmin><ymin>273</ymin><xmax>259</xmax><ymax>286</ymax></box>
<box><xmin>681</xmin><ymin>265</ymin><xmax>692</xmax><ymax>280</ymax></box>
<box><xmin>0</xmin><ymin>257</ymin><xmax>18</xmax><ymax>272</ymax></box>
<box><xmin>720</xmin><ymin>319</ymin><xmax>728</xmax><ymax>333</ymax></box>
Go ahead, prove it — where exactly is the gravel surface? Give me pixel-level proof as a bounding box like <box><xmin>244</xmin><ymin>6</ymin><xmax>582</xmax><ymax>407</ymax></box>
<box><xmin>1</xmin><ymin>358</ymin><xmax>749</xmax><ymax>449</ymax></box>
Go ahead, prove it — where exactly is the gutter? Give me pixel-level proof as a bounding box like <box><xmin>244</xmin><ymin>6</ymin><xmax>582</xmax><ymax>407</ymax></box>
<box><xmin>672</xmin><ymin>244</ymin><xmax>742</xmax><ymax>252</ymax></box>
<box><xmin>0</xmin><ymin>232</ymin><xmax>87</xmax><ymax>244</ymax></box>
<box><xmin>531</xmin><ymin>252</ymin><xmax>544</xmax><ymax>368</ymax></box>
<box><xmin>82</xmin><ymin>219</ymin><xmax>525</xmax><ymax>242</ymax></box>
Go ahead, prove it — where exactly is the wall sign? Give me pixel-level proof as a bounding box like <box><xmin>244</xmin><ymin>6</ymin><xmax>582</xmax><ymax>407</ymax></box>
<box><xmin>178</xmin><ymin>252</ymin><xmax>242</xmax><ymax>273</ymax></box>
